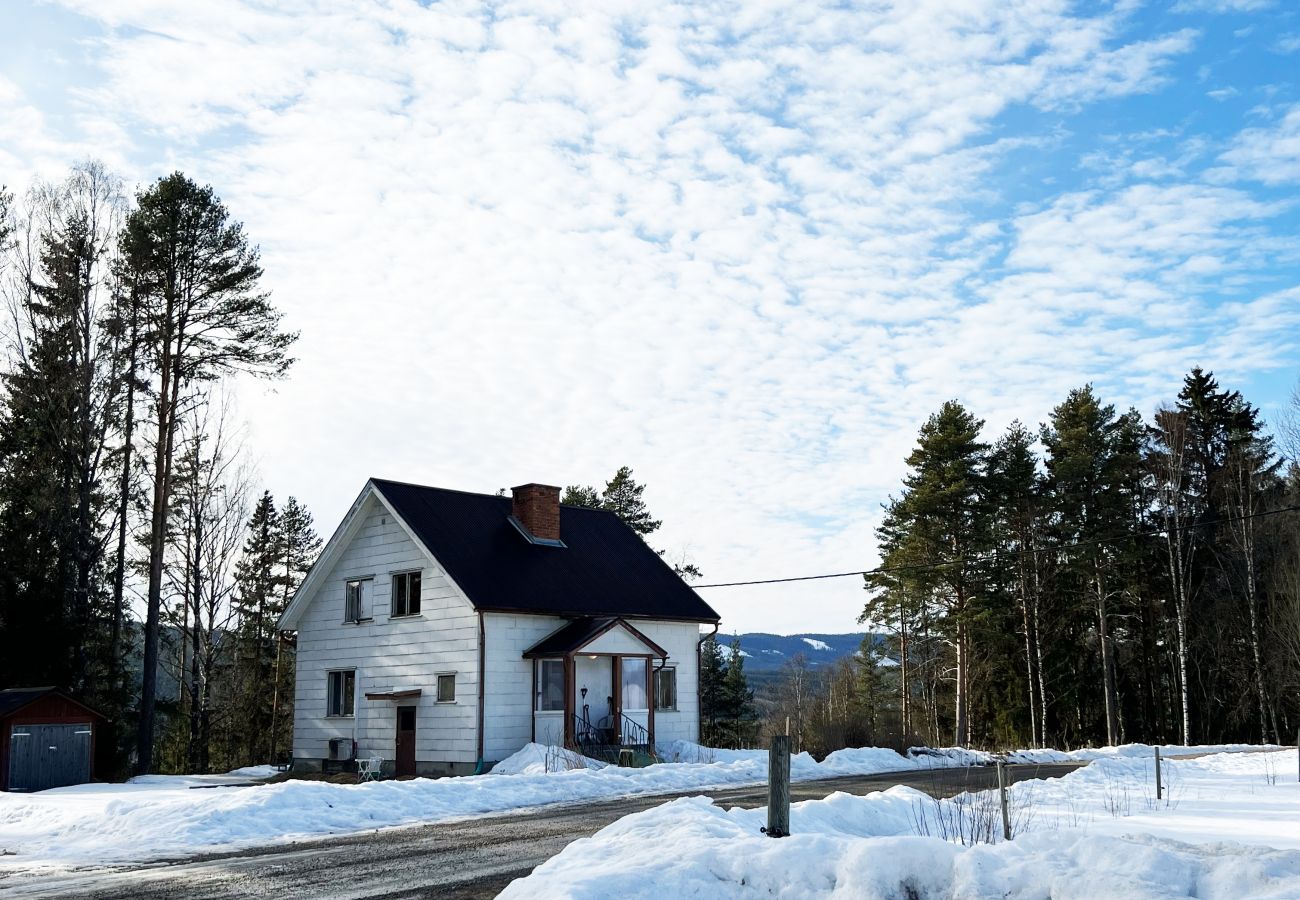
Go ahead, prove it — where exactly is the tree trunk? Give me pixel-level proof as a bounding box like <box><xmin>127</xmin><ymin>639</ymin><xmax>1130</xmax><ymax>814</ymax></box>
<box><xmin>1095</xmin><ymin>560</ymin><xmax>1120</xmax><ymax>746</ymax></box>
<box><xmin>109</xmin><ymin>294</ymin><xmax>139</xmax><ymax>696</ymax></box>
<box><xmin>137</xmin><ymin>335</ymin><xmax>180</xmax><ymax>775</ymax></box>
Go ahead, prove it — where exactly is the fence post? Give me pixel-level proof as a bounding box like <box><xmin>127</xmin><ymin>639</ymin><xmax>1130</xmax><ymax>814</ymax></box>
<box><xmin>1155</xmin><ymin>747</ymin><xmax>1162</xmax><ymax>801</ymax></box>
<box><xmin>764</xmin><ymin>734</ymin><xmax>791</xmax><ymax>838</ymax></box>
<box><xmin>996</xmin><ymin>759</ymin><xmax>1011</xmax><ymax>841</ymax></box>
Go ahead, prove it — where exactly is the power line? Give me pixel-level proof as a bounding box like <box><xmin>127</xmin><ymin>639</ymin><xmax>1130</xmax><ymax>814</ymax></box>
<box><xmin>692</xmin><ymin>503</ymin><xmax>1300</xmax><ymax>589</ymax></box>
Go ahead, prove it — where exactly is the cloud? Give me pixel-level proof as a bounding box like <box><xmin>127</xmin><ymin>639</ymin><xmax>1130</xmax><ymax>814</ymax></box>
<box><xmin>1219</xmin><ymin>104</ymin><xmax>1300</xmax><ymax>184</ymax></box>
<box><xmin>1</xmin><ymin>0</ymin><xmax>1295</xmax><ymax>632</ymax></box>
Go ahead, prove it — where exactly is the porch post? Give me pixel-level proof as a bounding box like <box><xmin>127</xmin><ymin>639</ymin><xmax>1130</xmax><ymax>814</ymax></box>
<box><xmin>612</xmin><ymin>655</ymin><xmax>623</xmax><ymax>744</ymax></box>
<box><xmin>647</xmin><ymin>657</ymin><xmax>657</xmax><ymax>745</ymax></box>
<box><xmin>563</xmin><ymin>654</ymin><xmax>575</xmax><ymax>747</ymax></box>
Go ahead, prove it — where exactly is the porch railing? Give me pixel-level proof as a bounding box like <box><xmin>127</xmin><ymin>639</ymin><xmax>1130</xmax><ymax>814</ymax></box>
<box><xmin>620</xmin><ymin>713</ymin><xmax>650</xmax><ymax>748</ymax></box>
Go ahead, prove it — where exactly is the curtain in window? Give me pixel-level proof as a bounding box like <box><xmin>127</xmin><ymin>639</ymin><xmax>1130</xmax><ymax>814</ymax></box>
<box><xmin>621</xmin><ymin>658</ymin><xmax>648</xmax><ymax>710</ymax></box>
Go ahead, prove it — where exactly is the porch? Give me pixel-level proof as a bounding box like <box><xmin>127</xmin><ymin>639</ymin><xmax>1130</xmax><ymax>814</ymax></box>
<box><xmin>524</xmin><ymin>617</ymin><xmax>667</xmax><ymax>764</ymax></box>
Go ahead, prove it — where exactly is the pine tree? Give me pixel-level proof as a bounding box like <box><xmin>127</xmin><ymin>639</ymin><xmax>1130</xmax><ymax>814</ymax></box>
<box><xmin>561</xmin><ymin>484</ymin><xmax>601</xmax><ymax>507</ymax></box>
<box><xmin>1042</xmin><ymin>386</ymin><xmax>1141</xmax><ymax>746</ymax></box>
<box><xmin>869</xmin><ymin>401</ymin><xmax>989</xmax><ymax>746</ymax></box>
<box><xmin>599</xmin><ymin>466</ymin><xmax>662</xmax><ymax>537</ymax></box>
<box><xmin>122</xmin><ymin>173</ymin><xmax>297</xmax><ymax>773</ymax></box>
<box><xmin>985</xmin><ymin>421</ymin><xmax>1050</xmax><ymax>747</ymax></box>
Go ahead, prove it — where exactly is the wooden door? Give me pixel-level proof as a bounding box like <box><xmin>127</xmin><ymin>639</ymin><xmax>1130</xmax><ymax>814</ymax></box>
<box><xmin>395</xmin><ymin>707</ymin><xmax>416</xmax><ymax>777</ymax></box>
<box><xmin>9</xmin><ymin>723</ymin><xmax>92</xmax><ymax>792</ymax></box>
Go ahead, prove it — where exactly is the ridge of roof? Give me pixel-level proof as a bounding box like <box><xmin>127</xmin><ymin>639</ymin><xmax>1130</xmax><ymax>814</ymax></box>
<box><xmin>368</xmin><ymin>477</ymin><xmax>627</xmax><ymax>513</ymax></box>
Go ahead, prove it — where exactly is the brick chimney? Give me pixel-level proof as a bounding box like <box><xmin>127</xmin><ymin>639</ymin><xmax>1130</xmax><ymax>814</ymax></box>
<box><xmin>512</xmin><ymin>483</ymin><xmax>562</xmax><ymax>542</ymax></box>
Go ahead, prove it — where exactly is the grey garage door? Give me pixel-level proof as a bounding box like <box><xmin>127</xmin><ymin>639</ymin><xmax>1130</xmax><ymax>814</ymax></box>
<box><xmin>9</xmin><ymin>723</ymin><xmax>92</xmax><ymax>792</ymax></box>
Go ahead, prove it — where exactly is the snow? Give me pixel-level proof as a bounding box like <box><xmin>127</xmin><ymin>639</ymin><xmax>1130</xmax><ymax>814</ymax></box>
<box><xmin>802</xmin><ymin>637</ymin><xmax>832</xmax><ymax>651</ymax></box>
<box><xmin>492</xmin><ymin>743</ymin><xmax>606</xmax><ymax>775</ymax></box>
<box><xmin>501</xmin><ymin>749</ymin><xmax>1300</xmax><ymax>899</ymax></box>
<box><xmin>0</xmin><ymin>742</ymin><xmax>1279</xmax><ymax>876</ymax></box>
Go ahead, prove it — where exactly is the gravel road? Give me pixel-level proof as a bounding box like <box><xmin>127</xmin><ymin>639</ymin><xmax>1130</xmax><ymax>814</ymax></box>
<box><xmin>4</xmin><ymin>762</ymin><xmax>1081</xmax><ymax>899</ymax></box>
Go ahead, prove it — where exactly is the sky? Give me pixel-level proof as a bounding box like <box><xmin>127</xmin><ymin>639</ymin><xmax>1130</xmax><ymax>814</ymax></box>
<box><xmin>1</xmin><ymin>0</ymin><xmax>1298</xmax><ymax>636</ymax></box>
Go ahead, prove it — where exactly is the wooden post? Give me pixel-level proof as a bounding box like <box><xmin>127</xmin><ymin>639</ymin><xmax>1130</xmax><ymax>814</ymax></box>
<box><xmin>1155</xmin><ymin>747</ymin><xmax>1162</xmax><ymax>800</ymax></box>
<box><xmin>996</xmin><ymin>759</ymin><xmax>1011</xmax><ymax>841</ymax></box>
<box><xmin>765</xmin><ymin>734</ymin><xmax>791</xmax><ymax>838</ymax></box>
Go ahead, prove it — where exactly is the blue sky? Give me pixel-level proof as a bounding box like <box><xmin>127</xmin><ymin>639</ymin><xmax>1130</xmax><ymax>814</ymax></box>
<box><xmin>2</xmin><ymin>0</ymin><xmax>1298</xmax><ymax>633</ymax></box>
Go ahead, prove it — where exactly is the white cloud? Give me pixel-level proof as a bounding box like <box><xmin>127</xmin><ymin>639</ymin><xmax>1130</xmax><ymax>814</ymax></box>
<box><xmin>1</xmin><ymin>0</ymin><xmax>1294</xmax><ymax>633</ymax></box>
<box><xmin>1220</xmin><ymin>104</ymin><xmax>1300</xmax><ymax>184</ymax></box>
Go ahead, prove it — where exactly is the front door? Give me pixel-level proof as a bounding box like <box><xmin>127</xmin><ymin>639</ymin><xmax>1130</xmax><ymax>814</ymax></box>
<box><xmin>395</xmin><ymin>707</ymin><xmax>416</xmax><ymax>777</ymax></box>
<box><xmin>573</xmin><ymin>656</ymin><xmax>614</xmax><ymax>742</ymax></box>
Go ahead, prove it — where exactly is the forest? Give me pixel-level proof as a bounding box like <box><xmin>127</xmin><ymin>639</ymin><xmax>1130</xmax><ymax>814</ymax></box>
<box><xmin>2</xmin><ymin>162</ymin><xmax>1297</xmax><ymax>778</ymax></box>
<box><xmin>0</xmin><ymin>162</ymin><xmax>317</xmax><ymax>776</ymax></box>
<box><xmin>746</xmin><ymin>374</ymin><xmax>1300</xmax><ymax>757</ymax></box>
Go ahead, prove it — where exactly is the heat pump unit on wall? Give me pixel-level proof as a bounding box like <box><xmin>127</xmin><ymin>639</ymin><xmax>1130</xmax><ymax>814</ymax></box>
<box><xmin>328</xmin><ymin>737</ymin><xmax>355</xmax><ymax>761</ymax></box>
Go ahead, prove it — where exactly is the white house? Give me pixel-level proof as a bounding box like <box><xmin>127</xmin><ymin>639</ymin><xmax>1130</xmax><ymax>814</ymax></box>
<box><xmin>277</xmin><ymin>479</ymin><xmax>721</xmax><ymax>776</ymax></box>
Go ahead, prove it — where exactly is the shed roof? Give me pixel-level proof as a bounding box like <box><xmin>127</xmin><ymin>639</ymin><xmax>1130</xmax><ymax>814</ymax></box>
<box><xmin>0</xmin><ymin>687</ymin><xmax>104</xmax><ymax>720</ymax></box>
<box><xmin>369</xmin><ymin>479</ymin><xmax>720</xmax><ymax>622</ymax></box>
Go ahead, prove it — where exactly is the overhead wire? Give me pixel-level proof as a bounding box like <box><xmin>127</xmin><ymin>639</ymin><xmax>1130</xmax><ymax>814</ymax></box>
<box><xmin>691</xmin><ymin>503</ymin><xmax>1300</xmax><ymax>589</ymax></box>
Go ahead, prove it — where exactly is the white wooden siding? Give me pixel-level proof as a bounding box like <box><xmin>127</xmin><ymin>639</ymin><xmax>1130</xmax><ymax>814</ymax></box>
<box><xmin>584</xmin><ymin>625</ymin><xmax>657</xmax><ymax>655</ymax></box>
<box><xmin>292</xmin><ymin>494</ymin><xmax>480</xmax><ymax>765</ymax></box>
<box><xmin>637</xmin><ymin>621</ymin><xmax>703</xmax><ymax>744</ymax></box>
<box><xmin>481</xmin><ymin>612</ymin><xmax>568</xmax><ymax>761</ymax></box>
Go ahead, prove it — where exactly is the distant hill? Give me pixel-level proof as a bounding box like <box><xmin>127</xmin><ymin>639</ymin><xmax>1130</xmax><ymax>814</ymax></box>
<box><xmin>725</xmin><ymin>632</ymin><xmax>871</xmax><ymax>673</ymax></box>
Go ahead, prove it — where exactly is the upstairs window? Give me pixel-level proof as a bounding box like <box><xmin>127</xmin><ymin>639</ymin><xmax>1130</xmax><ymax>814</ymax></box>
<box><xmin>392</xmin><ymin>571</ymin><xmax>422</xmax><ymax>617</ymax></box>
<box><xmin>655</xmin><ymin>666</ymin><xmax>677</xmax><ymax>711</ymax></box>
<box><xmin>327</xmin><ymin>670</ymin><xmax>355</xmax><ymax>717</ymax></box>
<box><xmin>344</xmin><ymin>578</ymin><xmax>371</xmax><ymax>622</ymax></box>
<box><xmin>437</xmin><ymin>673</ymin><xmax>456</xmax><ymax>703</ymax></box>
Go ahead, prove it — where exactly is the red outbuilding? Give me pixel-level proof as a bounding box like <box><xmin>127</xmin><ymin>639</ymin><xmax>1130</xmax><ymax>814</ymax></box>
<box><xmin>0</xmin><ymin>687</ymin><xmax>106</xmax><ymax>792</ymax></box>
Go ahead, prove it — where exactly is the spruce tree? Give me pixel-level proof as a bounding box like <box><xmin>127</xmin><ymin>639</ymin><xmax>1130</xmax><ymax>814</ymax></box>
<box><xmin>722</xmin><ymin>637</ymin><xmax>756</xmax><ymax>747</ymax></box>
<box><xmin>698</xmin><ymin>634</ymin><xmax>726</xmax><ymax>746</ymax></box>
<box><xmin>231</xmin><ymin>491</ymin><xmax>281</xmax><ymax>764</ymax></box>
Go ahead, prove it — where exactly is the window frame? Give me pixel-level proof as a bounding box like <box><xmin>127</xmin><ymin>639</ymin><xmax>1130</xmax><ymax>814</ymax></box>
<box><xmin>654</xmin><ymin>665</ymin><xmax>677</xmax><ymax>711</ymax></box>
<box><xmin>436</xmin><ymin>672</ymin><xmax>456</xmax><ymax>704</ymax></box>
<box><xmin>390</xmin><ymin>570</ymin><xmax>423</xmax><ymax>618</ymax></box>
<box><xmin>620</xmin><ymin>657</ymin><xmax>649</xmax><ymax>711</ymax></box>
<box><xmin>344</xmin><ymin>577</ymin><xmax>372</xmax><ymax>623</ymax></box>
<box><xmin>535</xmin><ymin>658</ymin><xmax>565</xmax><ymax>712</ymax></box>
<box><xmin>327</xmin><ymin>669</ymin><xmax>356</xmax><ymax>718</ymax></box>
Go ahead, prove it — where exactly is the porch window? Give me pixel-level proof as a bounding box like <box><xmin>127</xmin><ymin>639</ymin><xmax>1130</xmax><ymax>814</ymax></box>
<box><xmin>391</xmin><ymin>571</ymin><xmax>422</xmax><ymax>617</ymax></box>
<box><xmin>536</xmin><ymin>659</ymin><xmax>564</xmax><ymax>711</ymax></box>
<box><xmin>621</xmin><ymin>657</ymin><xmax>648</xmax><ymax>710</ymax></box>
<box><xmin>655</xmin><ymin>666</ymin><xmax>677</xmax><ymax>711</ymax></box>
<box><xmin>436</xmin><ymin>672</ymin><xmax>456</xmax><ymax>703</ymax></box>
<box><xmin>327</xmin><ymin>670</ymin><xmax>355</xmax><ymax>717</ymax></box>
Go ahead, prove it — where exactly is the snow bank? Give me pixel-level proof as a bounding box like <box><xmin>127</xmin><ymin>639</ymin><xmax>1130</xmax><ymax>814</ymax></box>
<box><xmin>502</xmin><ymin>749</ymin><xmax>1300</xmax><ymax>899</ymax></box>
<box><xmin>0</xmin><ymin>740</ymin><xmax>1278</xmax><ymax>873</ymax></box>
<box><xmin>0</xmin><ymin>741</ymin><xmax>926</xmax><ymax>871</ymax></box>
<box><xmin>492</xmin><ymin>743</ymin><xmax>607</xmax><ymax>775</ymax></box>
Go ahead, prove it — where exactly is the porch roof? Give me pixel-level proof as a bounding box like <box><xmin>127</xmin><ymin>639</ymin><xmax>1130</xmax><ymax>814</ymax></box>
<box><xmin>522</xmin><ymin>616</ymin><xmax>667</xmax><ymax>659</ymax></box>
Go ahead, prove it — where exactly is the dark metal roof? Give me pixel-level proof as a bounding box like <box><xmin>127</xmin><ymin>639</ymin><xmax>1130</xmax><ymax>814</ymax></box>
<box><xmin>523</xmin><ymin>617</ymin><xmax>668</xmax><ymax>658</ymax></box>
<box><xmin>370</xmin><ymin>479</ymin><xmax>720</xmax><ymax>623</ymax></box>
